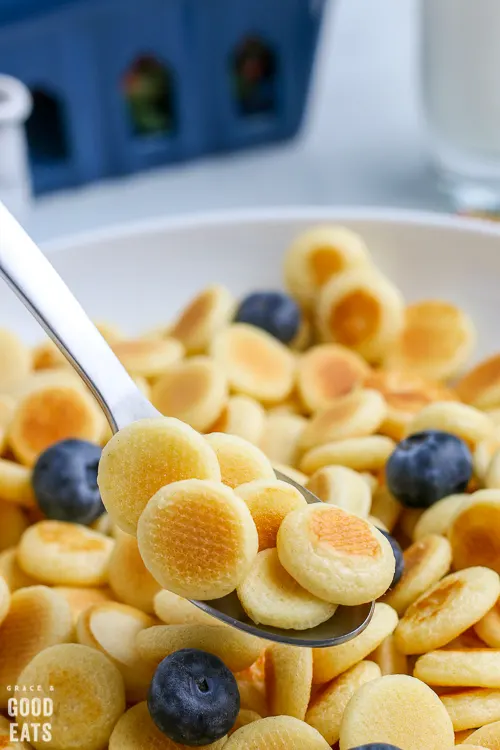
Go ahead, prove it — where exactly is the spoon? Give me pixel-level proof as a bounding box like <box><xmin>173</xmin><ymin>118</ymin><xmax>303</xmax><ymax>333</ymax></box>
<box><xmin>0</xmin><ymin>202</ymin><xmax>374</xmax><ymax>647</ymax></box>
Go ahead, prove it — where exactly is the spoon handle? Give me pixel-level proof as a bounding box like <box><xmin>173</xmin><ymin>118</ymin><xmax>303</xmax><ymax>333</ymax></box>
<box><xmin>0</xmin><ymin>202</ymin><xmax>156</xmax><ymax>431</ymax></box>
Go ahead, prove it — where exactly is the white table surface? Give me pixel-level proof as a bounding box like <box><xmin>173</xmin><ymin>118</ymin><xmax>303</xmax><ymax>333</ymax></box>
<box><xmin>26</xmin><ymin>0</ymin><xmax>445</xmax><ymax>244</ymax></box>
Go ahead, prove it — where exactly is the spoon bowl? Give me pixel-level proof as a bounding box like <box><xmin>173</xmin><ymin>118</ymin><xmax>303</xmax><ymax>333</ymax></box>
<box><xmin>0</xmin><ymin>201</ymin><xmax>375</xmax><ymax>647</ymax></box>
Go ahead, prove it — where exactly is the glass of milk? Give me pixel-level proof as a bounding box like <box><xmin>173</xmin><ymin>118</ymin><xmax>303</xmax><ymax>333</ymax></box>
<box><xmin>421</xmin><ymin>0</ymin><xmax>500</xmax><ymax>212</ymax></box>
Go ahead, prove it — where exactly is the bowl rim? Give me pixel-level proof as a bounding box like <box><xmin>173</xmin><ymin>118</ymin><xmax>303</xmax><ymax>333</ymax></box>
<box><xmin>41</xmin><ymin>205</ymin><xmax>500</xmax><ymax>257</ymax></box>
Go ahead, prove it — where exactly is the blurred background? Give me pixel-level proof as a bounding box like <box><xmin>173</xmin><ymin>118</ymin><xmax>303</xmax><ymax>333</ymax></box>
<box><xmin>0</xmin><ymin>0</ymin><xmax>496</xmax><ymax>242</ymax></box>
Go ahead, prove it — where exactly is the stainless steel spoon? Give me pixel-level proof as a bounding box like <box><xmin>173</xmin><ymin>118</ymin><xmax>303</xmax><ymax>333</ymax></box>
<box><xmin>0</xmin><ymin>202</ymin><xmax>374</xmax><ymax>647</ymax></box>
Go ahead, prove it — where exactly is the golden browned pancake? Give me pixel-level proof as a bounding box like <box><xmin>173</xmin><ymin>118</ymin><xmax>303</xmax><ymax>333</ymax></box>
<box><xmin>283</xmin><ymin>224</ymin><xmax>372</xmax><ymax>310</ymax></box>
<box><xmin>137</xmin><ymin>479</ymin><xmax>258</xmax><ymax>600</ymax></box>
<box><xmin>306</xmin><ymin>465</ymin><xmax>372</xmax><ymax>518</ymax></box>
<box><xmin>0</xmin><ymin>501</ymin><xmax>28</xmax><ymax>551</ymax></box>
<box><xmin>0</xmin><ymin>459</ymin><xmax>35</xmax><ymax>508</ymax></box>
<box><xmin>277</xmin><ymin>504</ymin><xmax>395</xmax><ymax>605</ymax></box>
<box><xmin>151</xmin><ymin>357</ymin><xmax>228</xmax><ymax>432</ymax></box>
<box><xmin>316</xmin><ymin>267</ymin><xmax>405</xmax><ymax>364</ymax></box>
<box><xmin>8</xmin><ymin>384</ymin><xmax>105</xmax><ymax>466</ymax></box>
<box><xmin>296</xmin><ymin>344</ymin><xmax>370</xmax><ymax>413</ymax></box>
<box><xmin>406</xmin><ymin>401</ymin><xmax>494</xmax><ymax>449</ymax></box>
<box><xmin>210</xmin><ymin>324</ymin><xmax>296</xmax><ymax>404</ymax></box>
<box><xmin>449</xmin><ymin>491</ymin><xmax>500</xmax><ymax>573</ymax></box>
<box><xmin>169</xmin><ymin>284</ymin><xmax>236</xmax><ymax>354</ymax></box>
<box><xmin>18</xmin><ymin>643</ymin><xmax>125</xmax><ymax>750</ymax></box>
<box><xmin>107</xmin><ymin>531</ymin><xmax>161</xmax><ymax>613</ymax></box>
<box><xmin>111</xmin><ymin>336</ymin><xmax>184</xmax><ymax>378</ymax></box>
<box><xmin>385</xmin><ymin>300</ymin><xmax>476</xmax><ymax>381</ymax></box>
<box><xmin>457</xmin><ymin>353</ymin><xmax>500</xmax><ymax>409</ymax></box>
<box><xmin>208</xmin><ymin>395</ymin><xmax>266</xmax><ymax>445</ymax></box>
<box><xmin>265</xmin><ymin>643</ymin><xmax>312</xmax><ymax>720</ymax></box>
<box><xmin>205</xmin><ymin>432</ymin><xmax>275</xmax><ymax>489</ymax></box>
<box><xmin>0</xmin><ymin>586</ymin><xmax>73</xmax><ymax>708</ymax></box>
<box><xmin>98</xmin><ymin>417</ymin><xmax>221</xmax><ymax>533</ymax></box>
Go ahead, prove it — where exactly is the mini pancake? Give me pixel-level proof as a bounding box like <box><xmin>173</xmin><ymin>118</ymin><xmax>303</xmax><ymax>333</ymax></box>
<box><xmin>267</xmin><ymin>391</ymin><xmax>307</xmax><ymax>416</ymax></box>
<box><xmin>7</xmin><ymin>366</ymin><xmax>83</xmax><ymax>399</ymax></box>
<box><xmin>98</xmin><ymin>417</ymin><xmax>221</xmax><ymax>534</ymax></box>
<box><xmin>0</xmin><ymin>575</ymin><xmax>10</xmax><ymax>625</ymax></box>
<box><xmin>210</xmin><ymin>323</ymin><xmax>296</xmax><ymax>404</ymax></box>
<box><xmin>369</xmin><ymin>634</ymin><xmax>408</xmax><ymax>676</ymax></box>
<box><xmin>231</xmin><ymin>710</ymin><xmax>262</xmax><ymax>734</ymax></box>
<box><xmin>474</xmin><ymin>597</ymin><xmax>500</xmax><ymax>647</ymax></box>
<box><xmin>440</xmin><ymin>688</ymin><xmax>500</xmax><ymax>731</ymax></box>
<box><xmin>235</xmin><ymin>479</ymin><xmax>307</xmax><ymax>551</ymax></box>
<box><xmin>406</xmin><ymin>401</ymin><xmax>494</xmax><ymax>448</ymax></box>
<box><xmin>456</xmin><ymin>353</ymin><xmax>500</xmax><ymax>410</ymax></box>
<box><xmin>299</xmin><ymin>389</ymin><xmax>387</xmax><ymax>451</ymax></box>
<box><xmin>0</xmin><ymin>502</ymin><xmax>28</xmax><ymax>551</ymax></box>
<box><xmin>77</xmin><ymin>601</ymin><xmax>156</xmax><ymax>703</ymax></box>
<box><xmin>265</xmin><ymin>643</ymin><xmax>312</xmax><ymax>719</ymax></box>
<box><xmin>208</xmin><ymin>395</ymin><xmax>266</xmax><ymax>445</ymax></box>
<box><xmin>169</xmin><ymin>284</ymin><xmax>236</xmax><ymax>354</ymax></box>
<box><xmin>316</xmin><ymin>267</ymin><xmax>405</xmax><ymax>364</ymax></box>
<box><xmin>0</xmin><ymin>715</ymin><xmax>33</xmax><ymax>749</ymax></box>
<box><xmin>17</xmin><ymin>643</ymin><xmax>125</xmax><ymax>750</ymax></box>
<box><xmin>153</xmin><ymin>589</ymin><xmax>216</xmax><ymax>626</ymax></box>
<box><xmin>236</xmin><ymin>548</ymin><xmax>337</xmax><ymax>630</ymax></box>
<box><xmin>414</xmin><ymin>649</ymin><xmax>500</xmax><ymax>688</ymax></box>
<box><xmin>234</xmin><ymin>653</ymin><xmax>268</xmax><ymax>717</ymax></box>
<box><xmin>224</xmin><ymin>715</ymin><xmax>331</xmax><ymax>749</ymax></box>
<box><xmin>151</xmin><ymin>357</ymin><xmax>228</xmax><ymax>433</ymax></box>
<box><xmin>259</xmin><ymin>413</ymin><xmax>307</xmax><ymax>467</ymax></box>
<box><xmin>273</xmin><ymin>463</ymin><xmax>309</xmax><ymax>486</ymax></box>
<box><xmin>91</xmin><ymin>511</ymin><xmax>113</xmax><ymax>535</ymax></box>
<box><xmin>306</xmin><ymin>465</ymin><xmax>372</xmax><ymax>518</ymax></box>
<box><xmin>283</xmin><ymin>224</ymin><xmax>372</xmax><ymax>310</ymax></box>
<box><xmin>382</xmin><ymin>534</ymin><xmax>452</xmax><ymax>615</ymax></box>
<box><xmin>0</xmin><ymin>585</ymin><xmax>73</xmax><ymax>707</ymax></box>
<box><xmin>296</xmin><ymin>344</ymin><xmax>370</xmax><ymax>413</ymax></box>
<box><xmin>107</xmin><ymin>531</ymin><xmax>161</xmax><ymax>613</ymax></box>
<box><xmin>312</xmin><ymin>602</ymin><xmax>397</xmax><ymax>684</ymax></box>
<box><xmin>0</xmin><ymin>459</ymin><xmax>35</xmax><ymax>508</ymax></box>
<box><xmin>8</xmin><ymin>384</ymin><xmax>105</xmax><ymax>466</ymax></box>
<box><xmin>299</xmin><ymin>435</ymin><xmax>395</xmax><ymax>475</ymax></box>
<box><xmin>205</xmin><ymin>432</ymin><xmax>275</xmax><ymax>489</ymax></box>
<box><xmin>467</xmin><ymin>720</ymin><xmax>500</xmax><ymax>749</ymax></box>
<box><xmin>384</xmin><ymin>300</ymin><xmax>476</xmax><ymax>381</ymax></box>
<box><xmin>110</xmin><ymin>336</ymin><xmax>184</xmax><ymax>378</ymax></box>
<box><xmin>370</xmin><ymin>485</ymin><xmax>402</xmax><ymax>532</ymax></box>
<box><xmin>413</xmin><ymin>493</ymin><xmax>471</xmax><ymax>541</ymax></box>
<box><xmin>0</xmin><ymin>329</ymin><xmax>32</xmax><ymax>390</ymax></box>
<box><xmin>136</xmin><ymin>623</ymin><xmax>263</xmax><ymax>673</ymax></box>
<box><xmin>0</xmin><ymin>547</ymin><xmax>37</xmax><ymax>590</ymax></box>
<box><xmin>109</xmin><ymin>701</ymin><xmax>228</xmax><ymax>750</ymax></box>
<box><xmin>277</xmin><ymin>504</ymin><xmax>395</xmax><ymax>605</ymax></box>
<box><xmin>33</xmin><ymin>338</ymin><xmax>71</xmax><ymax>370</ymax></box>
<box><xmin>449</xmin><ymin>491</ymin><xmax>500</xmax><ymax>573</ymax></box>
<box><xmin>365</xmin><ymin>368</ymin><xmax>457</xmax><ymax>441</ymax></box>
<box><xmin>338</xmin><ymin>674</ymin><xmax>454</xmax><ymax>750</ymax></box>
<box><xmin>0</xmin><ymin>392</ymin><xmax>15</xmax><ymax>431</ymax></box>
<box><xmin>137</xmin><ymin>479</ymin><xmax>258</xmax><ymax>600</ymax></box>
<box><xmin>394</xmin><ymin>567</ymin><xmax>500</xmax><ymax>655</ymax></box>
<box><xmin>54</xmin><ymin>585</ymin><xmax>114</xmax><ymax>624</ymax></box>
<box><xmin>473</xmin><ymin>432</ymin><xmax>500</xmax><ymax>484</ymax></box>
<box><xmin>305</xmin><ymin>660</ymin><xmax>381</xmax><ymax>745</ymax></box>
<box><xmin>17</xmin><ymin>520</ymin><xmax>115</xmax><ymax>586</ymax></box>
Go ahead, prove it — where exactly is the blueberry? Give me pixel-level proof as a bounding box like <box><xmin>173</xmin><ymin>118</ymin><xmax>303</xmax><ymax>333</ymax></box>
<box><xmin>234</xmin><ymin>291</ymin><xmax>301</xmax><ymax>344</ymax></box>
<box><xmin>348</xmin><ymin>745</ymin><xmax>402</xmax><ymax>750</ymax></box>
<box><xmin>147</xmin><ymin>648</ymin><xmax>240</xmax><ymax>746</ymax></box>
<box><xmin>32</xmin><ymin>439</ymin><xmax>104</xmax><ymax>525</ymax></box>
<box><xmin>385</xmin><ymin>430</ymin><xmax>473</xmax><ymax>509</ymax></box>
<box><xmin>377</xmin><ymin>528</ymin><xmax>404</xmax><ymax>589</ymax></box>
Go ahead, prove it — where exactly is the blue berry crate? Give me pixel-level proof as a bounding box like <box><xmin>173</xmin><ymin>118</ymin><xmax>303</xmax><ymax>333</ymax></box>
<box><xmin>0</xmin><ymin>0</ymin><xmax>327</xmax><ymax>194</ymax></box>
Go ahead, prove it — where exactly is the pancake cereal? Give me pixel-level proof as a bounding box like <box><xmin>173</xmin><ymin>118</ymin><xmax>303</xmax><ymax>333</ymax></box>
<box><xmin>296</xmin><ymin>343</ymin><xmax>370</xmax><ymax>413</ymax></box>
<box><xmin>265</xmin><ymin>643</ymin><xmax>313</xmax><ymax>720</ymax></box>
<box><xmin>414</xmin><ymin>649</ymin><xmax>500</xmax><ymax>688</ymax></box>
<box><xmin>467</xmin><ymin>720</ymin><xmax>500</xmax><ymax>749</ymax></box>
<box><xmin>111</xmin><ymin>336</ymin><xmax>184</xmax><ymax>378</ymax></box>
<box><xmin>406</xmin><ymin>401</ymin><xmax>494</xmax><ymax>448</ymax></box>
<box><xmin>474</xmin><ymin>597</ymin><xmax>500</xmax><ymax>648</ymax></box>
<box><xmin>259</xmin><ymin>412</ymin><xmax>307</xmax><ymax>467</ymax></box>
<box><xmin>137</xmin><ymin>479</ymin><xmax>258</xmax><ymax>600</ymax></box>
<box><xmin>0</xmin><ymin>329</ymin><xmax>32</xmax><ymax>390</ymax></box>
<box><xmin>277</xmin><ymin>504</ymin><xmax>395</xmax><ymax>605</ymax></box>
<box><xmin>412</xmin><ymin>492</ymin><xmax>470</xmax><ymax>541</ymax></box>
<box><xmin>209</xmin><ymin>394</ymin><xmax>266</xmax><ymax>445</ymax></box>
<box><xmin>224</xmin><ymin>715</ymin><xmax>331</xmax><ymax>749</ymax></box>
<box><xmin>107</xmin><ymin>530</ymin><xmax>161</xmax><ymax>613</ymax></box>
<box><xmin>236</xmin><ymin>548</ymin><xmax>337</xmax><ymax>630</ymax></box>
<box><xmin>169</xmin><ymin>284</ymin><xmax>236</xmax><ymax>355</ymax></box>
<box><xmin>153</xmin><ymin>589</ymin><xmax>216</xmax><ymax>627</ymax></box>
<box><xmin>98</xmin><ymin>417</ymin><xmax>221</xmax><ymax>534</ymax></box>
<box><xmin>299</xmin><ymin>435</ymin><xmax>395</xmax><ymax>474</ymax></box>
<box><xmin>136</xmin><ymin>623</ymin><xmax>263</xmax><ymax>673</ymax></box>
<box><xmin>338</xmin><ymin>674</ymin><xmax>455</xmax><ymax>750</ymax></box>
<box><xmin>204</xmin><ymin>432</ymin><xmax>275</xmax><ymax>489</ymax></box>
<box><xmin>0</xmin><ymin>574</ymin><xmax>10</xmax><ymax>625</ymax></box>
<box><xmin>449</xmin><ymin>491</ymin><xmax>500</xmax><ymax>573</ymax></box>
<box><xmin>306</xmin><ymin>465</ymin><xmax>372</xmax><ymax>518</ymax></box>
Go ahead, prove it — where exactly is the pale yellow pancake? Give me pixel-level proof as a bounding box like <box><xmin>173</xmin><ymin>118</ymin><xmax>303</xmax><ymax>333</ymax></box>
<box><xmin>265</xmin><ymin>643</ymin><xmax>312</xmax><ymax>720</ymax></box>
<box><xmin>441</xmin><ymin>688</ymin><xmax>500</xmax><ymax>731</ymax></box>
<box><xmin>107</xmin><ymin>531</ymin><xmax>161</xmax><ymax>613</ymax></box>
<box><xmin>224</xmin><ymin>715</ymin><xmax>331</xmax><ymax>749</ymax></box>
<box><xmin>449</xmin><ymin>491</ymin><xmax>500</xmax><ymax>573</ymax></box>
<box><xmin>299</xmin><ymin>435</ymin><xmax>395</xmax><ymax>475</ymax></box>
<box><xmin>306</xmin><ymin>465</ymin><xmax>372</xmax><ymax>518</ymax></box>
<box><xmin>169</xmin><ymin>284</ymin><xmax>236</xmax><ymax>354</ymax></box>
<box><xmin>259</xmin><ymin>413</ymin><xmax>307</xmax><ymax>467</ymax></box>
<box><xmin>414</xmin><ymin>649</ymin><xmax>500</xmax><ymax>688</ymax></box>
<box><xmin>296</xmin><ymin>343</ymin><xmax>370</xmax><ymax>413</ymax></box>
<box><xmin>111</xmin><ymin>336</ymin><xmax>184</xmax><ymax>378</ymax></box>
<box><xmin>209</xmin><ymin>394</ymin><xmax>266</xmax><ymax>445</ymax></box>
<box><xmin>205</xmin><ymin>432</ymin><xmax>275</xmax><ymax>489</ymax></box>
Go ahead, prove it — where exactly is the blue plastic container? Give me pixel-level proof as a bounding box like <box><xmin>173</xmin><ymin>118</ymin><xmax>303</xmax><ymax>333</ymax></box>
<box><xmin>0</xmin><ymin>0</ymin><xmax>326</xmax><ymax>194</ymax></box>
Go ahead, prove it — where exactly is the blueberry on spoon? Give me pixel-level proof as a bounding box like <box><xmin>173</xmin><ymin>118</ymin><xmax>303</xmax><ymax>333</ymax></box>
<box><xmin>385</xmin><ymin>429</ymin><xmax>473</xmax><ymax>509</ymax></box>
<box><xmin>32</xmin><ymin>438</ymin><xmax>104</xmax><ymax>525</ymax></box>
<box><xmin>148</xmin><ymin>648</ymin><xmax>240</xmax><ymax>746</ymax></box>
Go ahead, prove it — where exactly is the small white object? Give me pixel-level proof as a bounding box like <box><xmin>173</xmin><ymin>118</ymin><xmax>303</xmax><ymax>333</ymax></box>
<box><xmin>0</xmin><ymin>75</ymin><xmax>32</xmax><ymax>220</ymax></box>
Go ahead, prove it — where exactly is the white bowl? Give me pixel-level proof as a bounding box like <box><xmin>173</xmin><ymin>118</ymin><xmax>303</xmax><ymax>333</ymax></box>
<box><xmin>6</xmin><ymin>207</ymin><xmax>500</xmax><ymax>361</ymax></box>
